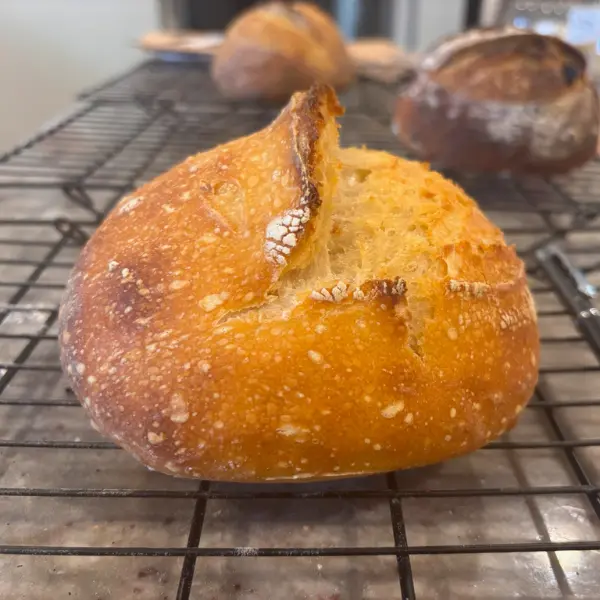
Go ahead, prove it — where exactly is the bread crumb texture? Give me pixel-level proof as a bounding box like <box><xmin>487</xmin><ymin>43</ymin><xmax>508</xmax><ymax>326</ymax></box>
<box><xmin>59</xmin><ymin>84</ymin><xmax>539</xmax><ymax>482</ymax></box>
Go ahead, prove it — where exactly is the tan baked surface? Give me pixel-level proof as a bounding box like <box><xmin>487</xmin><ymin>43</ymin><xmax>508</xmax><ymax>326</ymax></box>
<box><xmin>212</xmin><ymin>1</ymin><xmax>354</xmax><ymax>100</ymax></box>
<box><xmin>395</xmin><ymin>28</ymin><xmax>599</xmax><ymax>174</ymax></box>
<box><xmin>429</xmin><ymin>29</ymin><xmax>586</xmax><ymax>102</ymax></box>
<box><xmin>59</xmin><ymin>85</ymin><xmax>539</xmax><ymax>482</ymax></box>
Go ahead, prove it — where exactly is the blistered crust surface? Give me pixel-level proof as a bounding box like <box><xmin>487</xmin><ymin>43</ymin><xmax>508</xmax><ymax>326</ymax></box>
<box><xmin>60</xmin><ymin>88</ymin><xmax>539</xmax><ymax>482</ymax></box>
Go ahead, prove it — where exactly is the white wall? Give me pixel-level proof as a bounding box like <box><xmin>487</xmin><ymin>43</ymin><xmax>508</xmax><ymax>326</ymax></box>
<box><xmin>0</xmin><ymin>0</ymin><xmax>158</xmax><ymax>153</ymax></box>
<box><xmin>392</xmin><ymin>0</ymin><xmax>466</xmax><ymax>51</ymax></box>
<box><xmin>416</xmin><ymin>0</ymin><xmax>467</xmax><ymax>50</ymax></box>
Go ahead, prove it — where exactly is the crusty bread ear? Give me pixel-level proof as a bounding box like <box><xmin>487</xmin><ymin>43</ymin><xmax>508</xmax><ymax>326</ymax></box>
<box><xmin>60</xmin><ymin>84</ymin><xmax>342</xmax><ymax>342</ymax></box>
<box><xmin>264</xmin><ymin>84</ymin><xmax>342</xmax><ymax>280</ymax></box>
<box><xmin>60</xmin><ymin>85</ymin><xmax>538</xmax><ymax>482</ymax></box>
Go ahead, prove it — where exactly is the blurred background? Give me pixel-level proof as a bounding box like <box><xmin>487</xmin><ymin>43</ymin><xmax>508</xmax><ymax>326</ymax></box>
<box><xmin>0</xmin><ymin>0</ymin><xmax>598</xmax><ymax>152</ymax></box>
<box><xmin>0</xmin><ymin>0</ymin><xmax>477</xmax><ymax>153</ymax></box>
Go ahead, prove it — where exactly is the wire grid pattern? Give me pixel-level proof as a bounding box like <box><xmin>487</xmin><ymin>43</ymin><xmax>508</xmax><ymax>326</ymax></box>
<box><xmin>78</xmin><ymin>60</ymin><xmax>399</xmax><ymax>116</ymax></box>
<box><xmin>0</xmin><ymin>63</ymin><xmax>599</xmax><ymax>599</ymax></box>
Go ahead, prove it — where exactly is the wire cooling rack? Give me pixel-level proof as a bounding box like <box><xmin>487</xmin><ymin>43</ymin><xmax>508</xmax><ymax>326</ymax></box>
<box><xmin>78</xmin><ymin>60</ymin><xmax>399</xmax><ymax>117</ymax></box>
<box><xmin>0</xmin><ymin>60</ymin><xmax>600</xmax><ymax>599</ymax></box>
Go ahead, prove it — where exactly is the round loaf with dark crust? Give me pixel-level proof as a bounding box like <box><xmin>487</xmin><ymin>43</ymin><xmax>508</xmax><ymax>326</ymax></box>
<box><xmin>59</xmin><ymin>85</ymin><xmax>539</xmax><ymax>482</ymax></box>
<box><xmin>212</xmin><ymin>1</ymin><xmax>355</xmax><ymax>101</ymax></box>
<box><xmin>394</xmin><ymin>27</ymin><xmax>599</xmax><ymax>174</ymax></box>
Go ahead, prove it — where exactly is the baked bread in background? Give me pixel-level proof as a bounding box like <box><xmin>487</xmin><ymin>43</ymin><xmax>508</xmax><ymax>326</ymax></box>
<box><xmin>59</xmin><ymin>85</ymin><xmax>539</xmax><ymax>482</ymax></box>
<box><xmin>139</xmin><ymin>30</ymin><xmax>223</xmax><ymax>57</ymax></box>
<box><xmin>394</xmin><ymin>28</ymin><xmax>600</xmax><ymax>174</ymax></box>
<box><xmin>347</xmin><ymin>38</ymin><xmax>415</xmax><ymax>84</ymax></box>
<box><xmin>212</xmin><ymin>1</ymin><xmax>355</xmax><ymax>101</ymax></box>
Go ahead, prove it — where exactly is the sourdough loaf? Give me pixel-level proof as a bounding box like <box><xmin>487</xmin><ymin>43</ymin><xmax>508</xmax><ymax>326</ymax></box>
<box><xmin>59</xmin><ymin>85</ymin><xmax>539</xmax><ymax>481</ymax></box>
<box><xmin>394</xmin><ymin>28</ymin><xmax>599</xmax><ymax>174</ymax></box>
<box><xmin>212</xmin><ymin>1</ymin><xmax>354</xmax><ymax>101</ymax></box>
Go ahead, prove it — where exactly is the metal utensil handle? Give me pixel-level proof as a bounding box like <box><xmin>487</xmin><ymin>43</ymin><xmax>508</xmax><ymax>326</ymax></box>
<box><xmin>536</xmin><ymin>243</ymin><xmax>600</xmax><ymax>360</ymax></box>
<box><xmin>539</xmin><ymin>244</ymin><xmax>597</xmax><ymax>299</ymax></box>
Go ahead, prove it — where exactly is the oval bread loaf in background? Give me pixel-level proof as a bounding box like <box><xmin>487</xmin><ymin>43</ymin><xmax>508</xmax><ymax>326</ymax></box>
<box><xmin>394</xmin><ymin>27</ymin><xmax>599</xmax><ymax>174</ymax></box>
<box><xmin>212</xmin><ymin>1</ymin><xmax>354</xmax><ymax>101</ymax></box>
<box><xmin>59</xmin><ymin>84</ymin><xmax>539</xmax><ymax>482</ymax></box>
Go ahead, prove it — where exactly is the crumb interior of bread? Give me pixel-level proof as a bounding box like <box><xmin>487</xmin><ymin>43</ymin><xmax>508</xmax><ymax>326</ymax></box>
<box><xmin>255</xmin><ymin>147</ymin><xmax>501</xmax><ymax>327</ymax></box>
<box><xmin>232</xmin><ymin>103</ymin><xmax>503</xmax><ymax>326</ymax></box>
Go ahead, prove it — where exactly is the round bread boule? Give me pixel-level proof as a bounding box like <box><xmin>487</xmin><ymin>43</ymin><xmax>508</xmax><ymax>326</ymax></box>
<box><xmin>211</xmin><ymin>1</ymin><xmax>355</xmax><ymax>101</ymax></box>
<box><xmin>59</xmin><ymin>84</ymin><xmax>539</xmax><ymax>482</ymax></box>
<box><xmin>394</xmin><ymin>27</ymin><xmax>599</xmax><ymax>174</ymax></box>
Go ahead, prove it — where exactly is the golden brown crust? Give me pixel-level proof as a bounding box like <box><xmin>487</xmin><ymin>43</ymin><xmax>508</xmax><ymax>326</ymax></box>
<box><xmin>394</xmin><ymin>28</ymin><xmax>600</xmax><ymax>174</ymax></box>
<box><xmin>60</xmin><ymin>85</ymin><xmax>539</xmax><ymax>482</ymax></box>
<box><xmin>211</xmin><ymin>1</ymin><xmax>355</xmax><ymax>101</ymax></box>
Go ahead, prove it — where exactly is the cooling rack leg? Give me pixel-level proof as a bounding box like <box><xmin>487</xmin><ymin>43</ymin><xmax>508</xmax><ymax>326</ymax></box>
<box><xmin>386</xmin><ymin>472</ymin><xmax>417</xmax><ymax>600</ymax></box>
<box><xmin>53</xmin><ymin>218</ymin><xmax>89</xmax><ymax>246</ymax></box>
<box><xmin>175</xmin><ymin>480</ymin><xmax>210</xmax><ymax>600</ymax></box>
<box><xmin>61</xmin><ymin>184</ymin><xmax>102</xmax><ymax>221</ymax></box>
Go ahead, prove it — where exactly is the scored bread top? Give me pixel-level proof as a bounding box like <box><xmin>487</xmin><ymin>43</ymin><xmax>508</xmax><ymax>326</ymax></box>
<box><xmin>422</xmin><ymin>27</ymin><xmax>589</xmax><ymax>101</ymax></box>
<box><xmin>395</xmin><ymin>28</ymin><xmax>599</xmax><ymax>174</ymax></box>
<box><xmin>60</xmin><ymin>85</ymin><xmax>539</xmax><ymax>482</ymax></box>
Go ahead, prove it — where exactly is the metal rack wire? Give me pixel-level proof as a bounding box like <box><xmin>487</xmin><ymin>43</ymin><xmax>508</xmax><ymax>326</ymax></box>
<box><xmin>78</xmin><ymin>60</ymin><xmax>400</xmax><ymax>117</ymax></box>
<box><xmin>1</xmin><ymin>60</ymin><xmax>600</xmax><ymax>599</ymax></box>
